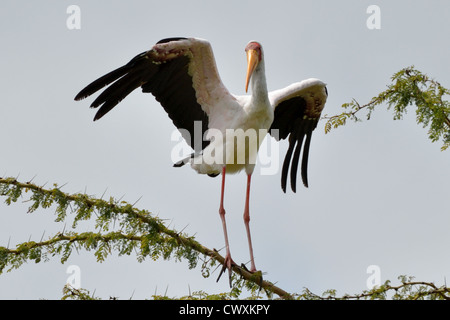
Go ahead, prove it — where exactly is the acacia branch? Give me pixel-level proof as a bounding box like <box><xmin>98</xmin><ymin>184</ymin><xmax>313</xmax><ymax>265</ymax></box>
<box><xmin>322</xmin><ymin>66</ymin><xmax>450</xmax><ymax>151</ymax></box>
<box><xmin>0</xmin><ymin>177</ymin><xmax>293</xmax><ymax>299</ymax></box>
<box><xmin>3</xmin><ymin>177</ymin><xmax>449</xmax><ymax>300</ymax></box>
<box><xmin>303</xmin><ymin>277</ymin><xmax>450</xmax><ymax>300</ymax></box>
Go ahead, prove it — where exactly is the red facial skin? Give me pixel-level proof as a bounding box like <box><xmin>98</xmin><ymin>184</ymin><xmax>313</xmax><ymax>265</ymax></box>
<box><xmin>245</xmin><ymin>42</ymin><xmax>262</xmax><ymax>61</ymax></box>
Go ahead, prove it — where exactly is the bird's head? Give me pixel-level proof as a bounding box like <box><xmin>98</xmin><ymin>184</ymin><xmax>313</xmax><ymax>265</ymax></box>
<box><xmin>245</xmin><ymin>41</ymin><xmax>263</xmax><ymax>93</ymax></box>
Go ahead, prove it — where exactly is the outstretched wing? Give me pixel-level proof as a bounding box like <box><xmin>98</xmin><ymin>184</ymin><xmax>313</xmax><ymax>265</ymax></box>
<box><xmin>269</xmin><ymin>79</ymin><xmax>328</xmax><ymax>193</ymax></box>
<box><xmin>74</xmin><ymin>37</ymin><xmax>236</xmax><ymax>152</ymax></box>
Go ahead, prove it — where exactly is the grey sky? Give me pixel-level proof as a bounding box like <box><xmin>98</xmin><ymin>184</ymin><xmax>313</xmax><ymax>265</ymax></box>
<box><xmin>1</xmin><ymin>0</ymin><xmax>449</xmax><ymax>299</ymax></box>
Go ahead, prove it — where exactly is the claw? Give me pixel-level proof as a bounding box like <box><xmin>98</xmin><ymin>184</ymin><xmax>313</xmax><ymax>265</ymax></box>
<box><xmin>216</xmin><ymin>254</ymin><xmax>235</xmax><ymax>287</ymax></box>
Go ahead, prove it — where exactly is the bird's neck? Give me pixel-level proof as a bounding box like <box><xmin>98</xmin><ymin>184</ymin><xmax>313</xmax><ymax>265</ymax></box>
<box><xmin>249</xmin><ymin>64</ymin><xmax>269</xmax><ymax>108</ymax></box>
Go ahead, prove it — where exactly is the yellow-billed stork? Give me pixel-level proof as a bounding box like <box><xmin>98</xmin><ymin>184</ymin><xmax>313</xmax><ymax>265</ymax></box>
<box><xmin>74</xmin><ymin>37</ymin><xmax>327</xmax><ymax>284</ymax></box>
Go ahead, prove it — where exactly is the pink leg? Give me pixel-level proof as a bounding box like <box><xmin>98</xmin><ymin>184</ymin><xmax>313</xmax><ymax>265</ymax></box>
<box><xmin>243</xmin><ymin>173</ymin><xmax>257</xmax><ymax>272</ymax></box>
<box><xmin>217</xmin><ymin>166</ymin><xmax>235</xmax><ymax>285</ymax></box>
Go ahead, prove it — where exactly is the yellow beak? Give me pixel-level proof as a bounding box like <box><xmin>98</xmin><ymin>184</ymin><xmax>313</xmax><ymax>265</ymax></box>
<box><xmin>245</xmin><ymin>49</ymin><xmax>259</xmax><ymax>93</ymax></box>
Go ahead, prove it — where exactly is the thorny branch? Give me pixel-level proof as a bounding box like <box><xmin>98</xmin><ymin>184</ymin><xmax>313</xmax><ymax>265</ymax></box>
<box><xmin>1</xmin><ymin>177</ymin><xmax>450</xmax><ymax>299</ymax></box>
<box><xmin>303</xmin><ymin>277</ymin><xmax>450</xmax><ymax>300</ymax></box>
<box><xmin>0</xmin><ymin>177</ymin><xmax>292</xmax><ymax>299</ymax></box>
<box><xmin>322</xmin><ymin>66</ymin><xmax>450</xmax><ymax>151</ymax></box>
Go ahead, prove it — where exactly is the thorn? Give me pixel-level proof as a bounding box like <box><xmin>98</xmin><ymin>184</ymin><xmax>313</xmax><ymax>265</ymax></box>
<box><xmin>132</xmin><ymin>195</ymin><xmax>143</xmax><ymax>207</ymax></box>
<box><xmin>164</xmin><ymin>285</ymin><xmax>169</xmax><ymax>297</ymax></box>
<box><xmin>40</xmin><ymin>230</ymin><xmax>46</xmax><ymax>242</ymax></box>
<box><xmin>27</xmin><ymin>174</ymin><xmax>37</xmax><ymax>184</ymax></box>
<box><xmin>215</xmin><ymin>245</ymin><xmax>226</xmax><ymax>253</ymax></box>
<box><xmin>178</xmin><ymin>224</ymin><xmax>190</xmax><ymax>234</ymax></box>
<box><xmin>59</xmin><ymin>182</ymin><xmax>69</xmax><ymax>189</ymax></box>
<box><xmin>100</xmin><ymin>188</ymin><xmax>108</xmax><ymax>200</ymax></box>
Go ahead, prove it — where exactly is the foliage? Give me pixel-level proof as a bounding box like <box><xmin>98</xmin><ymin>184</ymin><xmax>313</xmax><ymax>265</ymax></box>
<box><xmin>0</xmin><ymin>177</ymin><xmax>289</xmax><ymax>299</ymax></box>
<box><xmin>323</xmin><ymin>66</ymin><xmax>450</xmax><ymax>151</ymax></box>
<box><xmin>61</xmin><ymin>276</ymin><xmax>450</xmax><ymax>300</ymax></box>
<box><xmin>1</xmin><ymin>176</ymin><xmax>449</xmax><ymax>300</ymax></box>
<box><xmin>300</xmin><ymin>275</ymin><xmax>450</xmax><ymax>300</ymax></box>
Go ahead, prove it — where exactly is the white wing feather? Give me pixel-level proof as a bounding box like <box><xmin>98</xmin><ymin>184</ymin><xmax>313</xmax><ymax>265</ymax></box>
<box><xmin>269</xmin><ymin>78</ymin><xmax>327</xmax><ymax>113</ymax></box>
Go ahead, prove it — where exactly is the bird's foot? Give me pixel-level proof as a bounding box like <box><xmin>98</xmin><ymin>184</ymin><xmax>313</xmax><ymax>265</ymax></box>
<box><xmin>241</xmin><ymin>264</ymin><xmax>263</xmax><ymax>286</ymax></box>
<box><xmin>242</xmin><ymin>264</ymin><xmax>257</xmax><ymax>273</ymax></box>
<box><xmin>216</xmin><ymin>253</ymin><xmax>236</xmax><ymax>287</ymax></box>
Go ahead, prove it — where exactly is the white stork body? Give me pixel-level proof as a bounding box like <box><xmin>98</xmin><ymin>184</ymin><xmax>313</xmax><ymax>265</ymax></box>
<box><xmin>191</xmin><ymin>94</ymin><xmax>273</xmax><ymax>177</ymax></box>
<box><xmin>75</xmin><ymin>37</ymin><xmax>327</xmax><ymax>283</ymax></box>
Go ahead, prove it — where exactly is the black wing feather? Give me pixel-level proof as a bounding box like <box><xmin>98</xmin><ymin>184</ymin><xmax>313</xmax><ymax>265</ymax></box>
<box><xmin>269</xmin><ymin>96</ymin><xmax>320</xmax><ymax>193</ymax></box>
<box><xmin>289</xmin><ymin>129</ymin><xmax>306</xmax><ymax>193</ymax></box>
<box><xmin>141</xmin><ymin>55</ymin><xmax>209</xmax><ymax>151</ymax></box>
<box><xmin>74</xmin><ymin>51</ymin><xmax>147</xmax><ymax>102</ymax></box>
<box><xmin>280</xmin><ymin>134</ymin><xmax>296</xmax><ymax>193</ymax></box>
<box><xmin>301</xmin><ymin>131</ymin><xmax>313</xmax><ymax>188</ymax></box>
<box><xmin>74</xmin><ymin>39</ymin><xmax>209</xmax><ymax>152</ymax></box>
